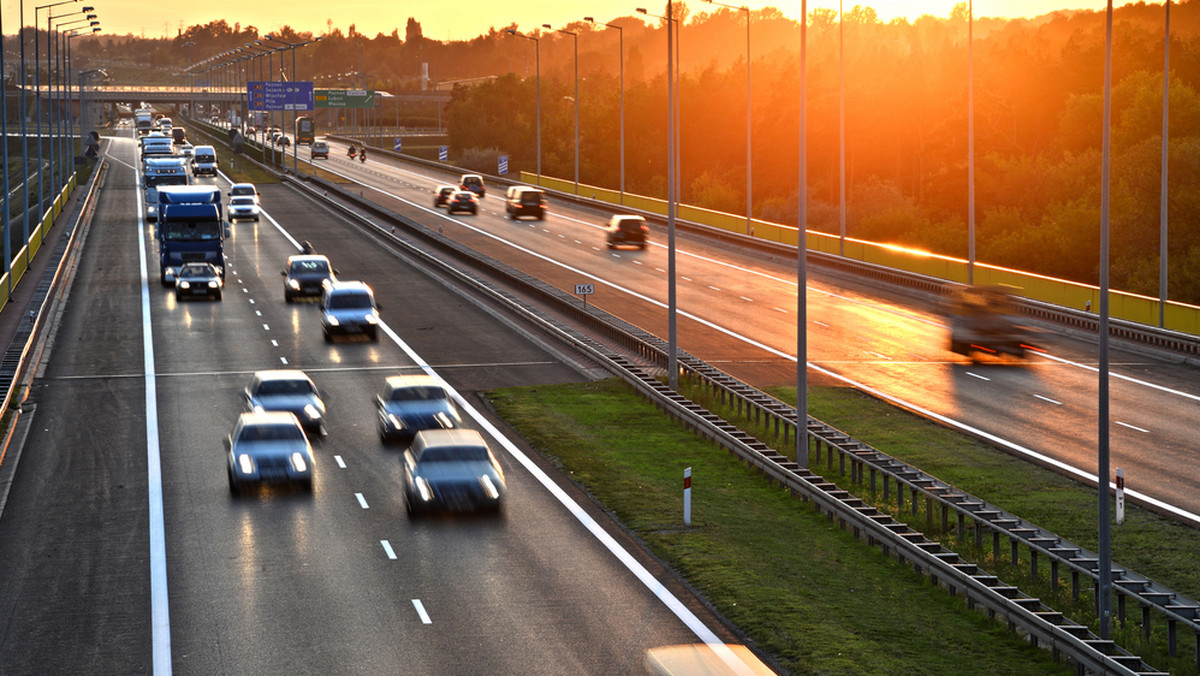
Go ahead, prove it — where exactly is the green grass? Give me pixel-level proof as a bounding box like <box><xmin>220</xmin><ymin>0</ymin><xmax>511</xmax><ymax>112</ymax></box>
<box><xmin>488</xmin><ymin>379</ymin><xmax>1072</xmax><ymax>675</ymax></box>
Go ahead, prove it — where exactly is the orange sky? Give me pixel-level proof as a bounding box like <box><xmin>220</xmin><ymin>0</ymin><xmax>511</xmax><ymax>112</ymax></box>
<box><xmin>10</xmin><ymin>1</ymin><xmax>1128</xmax><ymax>41</ymax></box>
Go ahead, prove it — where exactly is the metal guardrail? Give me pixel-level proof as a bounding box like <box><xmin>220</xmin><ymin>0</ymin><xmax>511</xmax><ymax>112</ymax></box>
<box><xmin>291</xmin><ymin>173</ymin><xmax>1181</xmax><ymax>674</ymax></box>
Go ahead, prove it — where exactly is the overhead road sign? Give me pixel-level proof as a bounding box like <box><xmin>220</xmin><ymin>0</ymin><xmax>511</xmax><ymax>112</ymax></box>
<box><xmin>247</xmin><ymin>81</ymin><xmax>314</xmax><ymax>111</ymax></box>
<box><xmin>315</xmin><ymin>89</ymin><xmax>375</xmax><ymax>109</ymax></box>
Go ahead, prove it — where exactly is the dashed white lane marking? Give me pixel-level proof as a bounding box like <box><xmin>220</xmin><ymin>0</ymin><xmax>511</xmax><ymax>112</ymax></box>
<box><xmin>1034</xmin><ymin>394</ymin><xmax>1063</xmax><ymax>405</ymax></box>
<box><xmin>773</xmin><ymin>307</ymin><xmax>788</xmax><ymax>314</ymax></box>
<box><xmin>412</xmin><ymin>600</ymin><xmax>432</xmax><ymax>624</ymax></box>
<box><xmin>355</xmin><ymin>493</ymin><xmax>369</xmax><ymax>509</ymax></box>
<box><xmin>707</xmin><ymin>285</ymin><xmax>721</xmax><ymax>292</ymax></box>
<box><xmin>739</xmin><ymin>296</ymin><xmax>753</xmax><ymax>302</ymax></box>
<box><xmin>966</xmin><ymin>371</ymin><xmax>990</xmax><ymax>381</ymax></box>
<box><xmin>280</xmin><ymin>357</ymin><xmax>289</xmax><ymax>365</ymax></box>
<box><xmin>271</xmin><ymin>340</ymin><xmax>278</xmax><ymax>347</ymax></box>
<box><xmin>335</xmin><ymin>455</ymin><xmax>346</xmax><ymax>468</ymax></box>
<box><xmin>1116</xmin><ymin>421</ymin><xmax>1150</xmax><ymax>434</ymax></box>
<box><xmin>381</xmin><ymin>540</ymin><xmax>397</xmax><ymax>559</ymax></box>
<box><xmin>262</xmin><ymin>324</ymin><xmax>270</xmax><ymax>331</ymax></box>
<box><xmin>813</xmin><ymin>320</ymin><xmax>829</xmax><ymax>328</ymax></box>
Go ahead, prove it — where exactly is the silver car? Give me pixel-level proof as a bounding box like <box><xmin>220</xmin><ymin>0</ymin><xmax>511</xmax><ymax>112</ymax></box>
<box><xmin>174</xmin><ymin>262</ymin><xmax>223</xmax><ymax>301</ymax></box>
<box><xmin>226</xmin><ymin>411</ymin><xmax>314</xmax><ymax>495</ymax></box>
<box><xmin>403</xmin><ymin>429</ymin><xmax>506</xmax><ymax>516</ymax></box>
<box><xmin>377</xmin><ymin>374</ymin><xmax>461</xmax><ymax>443</ymax></box>
<box><xmin>320</xmin><ymin>280</ymin><xmax>381</xmax><ymax>342</ymax></box>
<box><xmin>228</xmin><ymin>195</ymin><xmax>260</xmax><ymax>222</ymax></box>
<box><xmin>243</xmin><ymin>370</ymin><xmax>326</xmax><ymax>436</ymax></box>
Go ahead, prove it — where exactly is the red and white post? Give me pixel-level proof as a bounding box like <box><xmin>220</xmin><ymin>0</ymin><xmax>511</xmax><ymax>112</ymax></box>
<box><xmin>1115</xmin><ymin>468</ymin><xmax>1125</xmax><ymax>525</ymax></box>
<box><xmin>684</xmin><ymin>467</ymin><xmax>692</xmax><ymax>526</ymax></box>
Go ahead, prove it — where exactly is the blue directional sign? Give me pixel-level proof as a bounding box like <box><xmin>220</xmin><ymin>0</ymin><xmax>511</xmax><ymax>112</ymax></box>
<box><xmin>498</xmin><ymin>155</ymin><xmax>509</xmax><ymax>175</ymax></box>
<box><xmin>393</xmin><ymin>137</ymin><xmax>403</xmax><ymax>152</ymax></box>
<box><xmin>247</xmin><ymin>81</ymin><xmax>314</xmax><ymax>111</ymax></box>
<box><xmin>438</xmin><ymin>146</ymin><xmax>448</xmax><ymax>162</ymax></box>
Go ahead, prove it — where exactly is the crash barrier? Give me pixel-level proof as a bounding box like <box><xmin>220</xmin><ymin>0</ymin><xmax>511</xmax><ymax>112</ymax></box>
<box><xmin>294</xmin><ymin>173</ymin><xmax>1189</xmax><ymax>674</ymax></box>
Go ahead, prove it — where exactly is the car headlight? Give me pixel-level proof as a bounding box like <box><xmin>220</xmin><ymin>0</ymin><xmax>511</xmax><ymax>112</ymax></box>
<box><xmin>325</xmin><ymin>314</ymin><xmax>339</xmax><ymax>326</ymax></box>
<box><xmin>178</xmin><ymin>281</ymin><xmax>191</xmax><ymax>289</ymax></box>
<box><xmin>237</xmin><ymin>454</ymin><xmax>255</xmax><ymax>475</ymax></box>
<box><xmin>388</xmin><ymin>414</ymin><xmax>404</xmax><ymax>430</ymax></box>
<box><xmin>207</xmin><ymin>280</ymin><xmax>220</xmax><ymax>289</ymax></box>
<box><xmin>287</xmin><ymin>279</ymin><xmax>300</xmax><ymax>290</ymax></box>
<box><xmin>365</xmin><ymin>314</ymin><xmax>379</xmax><ymax>325</ymax></box>
<box><xmin>415</xmin><ymin>477</ymin><xmax>433</xmax><ymax>502</ymax></box>
<box><xmin>479</xmin><ymin>475</ymin><xmax>501</xmax><ymax>500</ymax></box>
<box><xmin>303</xmin><ymin>404</ymin><xmax>321</xmax><ymax>421</ymax></box>
<box><xmin>290</xmin><ymin>452</ymin><xmax>309</xmax><ymax>473</ymax></box>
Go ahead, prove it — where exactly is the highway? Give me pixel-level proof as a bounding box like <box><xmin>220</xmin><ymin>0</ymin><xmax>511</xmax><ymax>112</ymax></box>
<box><xmin>0</xmin><ymin>133</ymin><xmax>744</xmax><ymax>674</ymax></box>
<box><xmin>300</xmin><ymin>135</ymin><xmax>1200</xmax><ymax>523</ymax></box>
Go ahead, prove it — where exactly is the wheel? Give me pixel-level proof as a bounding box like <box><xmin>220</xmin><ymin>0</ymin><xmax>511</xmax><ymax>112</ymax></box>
<box><xmin>285</xmin><ymin>292</ymin><xmax>294</xmax><ymax>304</ymax></box>
<box><xmin>214</xmin><ymin>290</ymin><xmax>223</xmax><ymax>301</ymax></box>
<box><xmin>174</xmin><ymin>290</ymin><xmax>182</xmax><ymax>301</ymax></box>
<box><xmin>323</xmin><ymin>330</ymin><xmax>333</xmax><ymax>344</ymax></box>
<box><xmin>368</xmin><ymin>327</ymin><xmax>379</xmax><ymax>342</ymax></box>
<box><xmin>639</xmin><ymin>242</ymin><xmax>646</xmax><ymax>250</ymax></box>
<box><xmin>228</xmin><ymin>469</ymin><xmax>241</xmax><ymax>496</ymax></box>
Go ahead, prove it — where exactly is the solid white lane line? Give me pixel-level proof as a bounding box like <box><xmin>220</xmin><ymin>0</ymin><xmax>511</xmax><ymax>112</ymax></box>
<box><xmin>381</xmin><ymin>540</ymin><xmax>397</xmax><ymax>560</ymax></box>
<box><xmin>967</xmin><ymin>371</ymin><xmax>990</xmax><ymax>381</ymax></box>
<box><xmin>813</xmin><ymin>320</ymin><xmax>829</xmax><ymax>328</ymax></box>
<box><xmin>1116</xmin><ymin>421</ymin><xmax>1150</xmax><ymax>434</ymax></box>
<box><xmin>355</xmin><ymin>493</ymin><xmax>369</xmax><ymax>509</ymax></box>
<box><xmin>412</xmin><ymin>600</ymin><xmax>432</xmax><ymax>624</ymax></box>
<box><xmin>1034</xmin><ymin>394</ymin><xmax>1063</xmax><ymax>406</ymax></box>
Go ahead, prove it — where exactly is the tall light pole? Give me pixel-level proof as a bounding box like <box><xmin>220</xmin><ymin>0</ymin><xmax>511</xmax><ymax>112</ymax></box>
<box><xmin>584</xmin><ymin>17</ymin><xmax>624</xmax><ymax>204</ymax></box>
<box><xmin>263</xmin><ymin>34</ymin><xmax>322</xmax><ymax>176</ymax></box>
<box><xmin>705</xmin><ymin>0</ymin><xmax>751</xmax><ymax>234</ymax></box>
<box><xmin>36</xmin><ymin>0</ymin><xmax>82</xmax><ymax>214</ymax></box>
<box><xmin>544</xmin><ymin>24</ymin><xmax>579</xmax><ymax>194</ymax></box>
<box><xmin>1160</xmin><ymin>0</ymin><xmax>1171</xmax><ymax>328</ymax></box>
<box><xmin>839</xmin><ymin>0</ymin><xmax>845</xmax><ymax>257</ymax></box>
<box><xmin>2</xmin><ymin>6</ymin><xmax>11</xmax><ymax>300</ymax></box>
<box><xmin>506</xmin><ymin>29</ymin><xmax>541</xmax><ymax>183</ymax></box>
<box><xmin>797</xmin><ymin>0</ymin><xmax>809</xmax><ymax>467</ymax></box>
<box><xmin>638</xmin><ymin>5</ymin><xmax>679</xmax><ymax>389</ymax></box>
<box><xmin>47</xmin><ymin>4</ymin><xmax>91</xmax><ymax>195</ymax></box>
<box><xmin>1098</xmin><ymin>0</ymin><xmax>1115</xmax><ymax>641</ymax></box>
<box><xmin>968</xmin><ymin>0</ymin><xmax>976</xmax><ymax>284</ymax></box>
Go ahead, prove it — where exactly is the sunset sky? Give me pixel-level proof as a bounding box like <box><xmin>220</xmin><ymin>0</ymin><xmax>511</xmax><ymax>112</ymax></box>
<box><xmin>9</xmin><ymin>1</ymin><xmax>1124</xmax><ymax>42</ymax></box>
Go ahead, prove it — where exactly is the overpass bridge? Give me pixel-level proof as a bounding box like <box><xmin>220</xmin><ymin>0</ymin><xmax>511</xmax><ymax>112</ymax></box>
<box><xmin>20</xmin><ymin>84</ymin><xmax>450</xmax><ymax>107</ymax></box>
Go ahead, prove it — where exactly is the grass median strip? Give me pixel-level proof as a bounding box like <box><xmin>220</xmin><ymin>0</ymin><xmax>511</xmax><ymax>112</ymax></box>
<box><xmin>487</xmin><ymin>379</ymin><xmax>1068</xmax><ymax>675</ymax></box>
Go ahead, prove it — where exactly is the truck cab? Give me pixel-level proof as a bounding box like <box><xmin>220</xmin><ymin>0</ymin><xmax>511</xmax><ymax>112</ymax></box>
<box><xmin>143</xmin><ymin>157</ymin><xmax>191</xmax><ymax>222</ymax></box>
<box><xmin>156</xmin><ymin>185</ymin><xmax>228</xmax><ymax>285</ymax></box>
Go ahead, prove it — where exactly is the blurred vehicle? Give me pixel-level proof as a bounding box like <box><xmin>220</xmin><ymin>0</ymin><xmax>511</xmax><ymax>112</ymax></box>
<box><xmin>946</xmin><ymin>285</ymin><xmax>1037</xmax><ymax>359</ymax></box>
<box><xmin>226</xmin><ymin>411</ymin><xmax>314</xmax><ymax>494</ymax></box>
<box><xmin>282</xmin><ymin>254</ymin><xmax>337</xmax><ymax>302</ymax></box>
<box><xmin>605</xmin><ymin>215</ymin><xmax>648</xmax><ymax>250</ymax></box>
<box><xmin>243</xmin><ymin>369</ymin><xmax>326</xmax><ymax>436</ymax></box>
<box><xmin>644</xmin><ymin>644</ymin><xmax>775</xmax><ymax>676</ymax></box>
<box><xmin>171</xmin><ymin>127</ymin><xmax>187</xmax><ymax>145</ymax></box>
<box><xmin>505</xmin><ymin>186</ymin><xmax>547</xmax><ymax>221</ymax></box>
<box><xmin>173</xmin><ymin>262</ymin><xmax>223</xmax><ymax>301</ymax></box>
<box><xmin>376</xmin><ymin>374</ymin><xmax>462</xmax><ymax>443</ymax></box>
<box><xmin>296</xmin><ymin>116</ymin><xmax>315</xmax><ymax>145</ymax></box>
<box><xmin>228</xmin><ymin>195</ymin><xmax>260</xmax><ymax>222</ymax></box>
<box><xmin>320</xmin><ymin>280</ymin><xmax>381</xmax><ymax>342</ymax></box>
<box><xmin>403</xmin><ymin>429</ymin><xmax>505</xmax><ymax>516</ymax></box>
<box><xmin>179</xmin><ymin>143</ymin><xmax>195</xmax><ymax>159</ymax></box>
<box><xmin>459</xmin><ymin>173</ymin><xmax>486</xmax><ymax>198</ymax></box>
<box><xmin>446</xmin><ymin>190</ymin><xmax>478</xmax><ymax>215</ymax></box>
<box><xmin>434</xmin><ymin>185</ymin><xmax>456</xmax><ymax>208</ymax></box>
<box><xmin>229</xmin><ymin>182</ymin><xmax>260</xmax><ymax>204</ymax></box>
<box><xmin>310</xmin><ymin>140</ymin><xmax>329</xmax><ymax>159</ymax></box>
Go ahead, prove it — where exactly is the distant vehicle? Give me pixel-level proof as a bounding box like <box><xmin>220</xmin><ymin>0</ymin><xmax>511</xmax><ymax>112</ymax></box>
<box><xmin>433</xmin><ymin>185</ymin><xmax>456</xmax><ymax>208</ymax></box>
<box><xmin>134</xmin><ymin>108</ymin><xmax>155</xmax><ymax>136</ymax></box>
<box><xmin>228</xmin><ymin>195</ymin><xmax>260</xmax><ymax>222</ymax></box>
<box><xmin>242</xmin><ymin>369</ymin><xmax>326</xmax><ymax>437</ymax></box>
<box><xmin>376</xmin><ymin>374</ymin><xmax>462</xmax><ymax>443</ymax></box>
<box><xmin>605</xmin><ymin>215</ymin><xmax>648</xmax><ymax>250</ymax></box>
<box><xmin>403</xmin><ymin>429</ymin><xmax>506</xmax><ymax>516</ymax></box>
<box><xmin>446</xmin><ymin>190</ymin><xmax>478</xmax><ymax>215</ymax></box>
<box><xmin>320</xmin><ymin>280</ymin><xmax>380</xmax><ymax>342</ymax></box>
<box><xmin>171</xmin><ymin>127</ymin><xmax>187</xmax><ymax>144</ymax></box>
<box><xmin>946</xmin><ymin>285</ymin><xmax>1037</xmax><ymax>359</ymax></box>
<box><xmin>142</xmin><ymin>156</ymin><xmax>191</xmax><ymax>221</ymax></box>
<box><xmin>156</xmin><ymin>185</ymin><xmax>226</xmax><ymax>285</ymax></box>
<box><xmin>296</xmin><ymin>116</ymin><xmax>315</xmax><ymax>145</ymax></box>
<box><xmin>505</xmin><ymin>186</ymin><xmax>547</xmax><ymax>221</ymax></box>
<box><xmin>310</xmin><ymin>140</ymin><xmax>329</xmax><ymax>159</ymax></box>
<box><xmin>179</xmin><ymin>143</ymin><xmax>195</xmax><ymax>159</ymax></box>
<box><xmin>459</xmin><ymin>173</ymin><xmax>485</xmax><ymax>198</ymax></box>
<box><xmin>173</xmin><ymin>262</ymin><xmax>223</xmax><ymax>301</ymax></box>
<box><xmin>228</xmin><ymin>182</ymin><xmax>260</xmax><ymax>204</ymax></box>
<box><xmin>282</xmin><ymin>254</ymin><xmax>337</xmax><ymax>302</ymax></box>
<box><xmin>226</xmin><ymin>411</ymin><xmax>314</xmax><ymax>495</ymax></box>
<box><xmin>191</xmin><ymin>145</ymin><xmax>218</xmax><ymax>177</ymax></box>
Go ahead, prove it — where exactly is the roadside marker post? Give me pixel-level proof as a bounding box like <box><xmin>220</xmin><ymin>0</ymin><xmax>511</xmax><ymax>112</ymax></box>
<box><xmin>684</xmin><ymin>467</ymin><xmax>692</xmax><ymax>526</ymax></box>
<box><xmin>1116</xmin><ymin>468</ymin><xmax>1125</xmax><ymax>524</ymax></box>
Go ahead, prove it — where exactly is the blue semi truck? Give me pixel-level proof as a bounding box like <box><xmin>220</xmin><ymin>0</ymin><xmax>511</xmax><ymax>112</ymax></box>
<box><xmin>156</xmin><ymin>185</ymin><xmax>227</xmax><ymax>285</ymax></box>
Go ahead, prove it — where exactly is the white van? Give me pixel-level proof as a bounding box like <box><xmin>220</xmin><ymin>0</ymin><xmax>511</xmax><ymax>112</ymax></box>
<box><xmin>192</xmin><ymin>145</ymin><xmax>218</xmax><ymax>177</ymax></box>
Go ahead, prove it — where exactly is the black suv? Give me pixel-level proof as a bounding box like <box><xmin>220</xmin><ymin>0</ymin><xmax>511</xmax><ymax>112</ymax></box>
<box><xmin>605</xmin><ymin>215</ymin><xmax>648</xmax><ymax>250</ymax></box>
<box><xmin>505</xmin><ymin>187</ymin><xmax>547</xmax><ymax>221</ymax></box>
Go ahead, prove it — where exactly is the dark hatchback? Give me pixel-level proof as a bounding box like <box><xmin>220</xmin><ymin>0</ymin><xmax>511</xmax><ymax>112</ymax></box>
<box><xmin>605</xmin><ymin>215</ymin><xmax>649</xmax><ymax>250</ymax></box>
<box><xmin>283</xmin><ymin>254</ymin><xmax>337</xmax><ymax>302</ymax></box>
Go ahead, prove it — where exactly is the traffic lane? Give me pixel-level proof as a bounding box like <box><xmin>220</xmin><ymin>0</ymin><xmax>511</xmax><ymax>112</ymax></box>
<box><xmin>162</xmin><ymin>181</ymin><xmax>712</xmax><ymax>672</ymax></box>
<box><xmin>0</xmin><ymin>138</ymin><xmax>153</xmax><ymax>674</ymax></box>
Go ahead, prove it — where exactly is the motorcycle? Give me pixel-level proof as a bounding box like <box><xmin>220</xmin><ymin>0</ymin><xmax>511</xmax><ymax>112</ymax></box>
<box><xmin>359</xmin><ymin>149</ymin><xmax>367</xmax><ymax>163</ymax></box>
<box><xmin>347</xmin><ymin>146</ymin><xmax>357</xmax><ymax>159</ymax></box>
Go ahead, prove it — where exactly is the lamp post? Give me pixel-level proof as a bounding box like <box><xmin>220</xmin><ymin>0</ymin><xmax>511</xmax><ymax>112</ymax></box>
<box><xmin>584</xmin><ymin>17</ymin><xmax>624</xmax><ymax>204</ymax></box>
<box><xmin>182</xmin><ymin>41</ymin><xmax>195</xmax><ymax>115</ymax></box>
<box><xmin>705</xmin><ymin>0</ymin><xmax>751</xmax><ymax>234</ymax></box>
<box><xmin>36</xmin><ymin>0</ymin><xmax>82</xmax><ymax>214</ymax></box>
<box><xmin>543</xmin><ymin>24</ymin><xmax>579</xmax><ymax>194</ymax></box>
<box><xmin>47</xmin><ymin>5</ymin><xmax>92</xmax><ymax>194</ymax></box>
<box><xmin>638</xmin><ymin>5</ymin><xmax>679</xmax><ymax>389</ymax></box>
<box><xmin>506</xmin><ymin>29</ymin><xmax>541</xmax><ymax>183</ymax></box>
<box><xmin>263</xmin><ymin>34</ymin><xmax>322</xmax><ymax>176</ymax></box>
<box><xmin>2</xmin><ymin>7</ymin><xmax>11</xmax><ymax>300</ymax></box>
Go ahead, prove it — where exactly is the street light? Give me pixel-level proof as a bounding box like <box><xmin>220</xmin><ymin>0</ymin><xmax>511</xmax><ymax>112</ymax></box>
<box><xmin>584</xmin><ymin>17</ymin><xmax>624</xmax><ymax>204</ymax></box>
<box><xmin>36</xmin><ymin>0</ymin><xmax>82</xmax><ymax>216</ymax></box>
<box><xmin>47</xmin><ymin>3</ymin><xmax>91</xmax><ymax>197</ymax></box>
<box><xmin>263</xmin><ymin>34</ymin><xmax>323</xmax><ymax>175</ymax></box>
<box><xmin>506</xmin><ymin>29</ymin><xmax>541</xmax><ymax>182</ymax></box>
<box><xmin>637</xmin><ymin>5</ymin><xmax>680</xmax><ymax>390</ymax></box>
<box><xmin>704</xmin><ymin>0</ymin><xmax>752</xmax><ymax>235</ymax></box>
<box><xmin>543</xmin><ymin>24</ymin><xmax>579</xmax><ymax>194</ymax></box>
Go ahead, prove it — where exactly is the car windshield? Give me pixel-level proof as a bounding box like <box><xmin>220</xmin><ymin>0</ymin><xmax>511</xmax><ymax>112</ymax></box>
<box><xmin>231</xmin><ymin>197</ymin><xmax>255</xmax><ymax>206</ymax></box>
<box><xmin>238</xmin><ymin>423</ymin><xmax>304</xmax><ymax>442</ymax></box>
<box><xmin>291</xmin><ymin>260</ymin><xmax>329</xmax><ymax>274</ymax></box>
<box><xmin>328</xmin><ymin>291</ymin><xmax>372</xmax><ymax>310</ymax></box>
<box><xmin>390</xmin><ymin>386</ymin><xmax>447</xmax><ymax>402</ymax></box>
<box><xmin>163</xmin><ymin>220</ymin><xmax>222</xmax><ymax>241</ymax></box>
<box><xmin>419</xmin><ymin>446</ymin><xmax>489</xmax><ymax>464</ymax></box>
<box><xmin>256</xmin><ymin>379</ymin><xmax>315</xmax><ymax>396</ymax></box>
<box><xmin>179</xmin><ymin>264</ymin><xmax>212</xmax><ymax>277</ymax></box>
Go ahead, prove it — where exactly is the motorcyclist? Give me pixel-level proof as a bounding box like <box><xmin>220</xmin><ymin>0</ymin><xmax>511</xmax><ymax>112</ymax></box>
<box><xmin>347</xmin><ymin>144</ymin><xmax>357</xmax><ymax>158</ymax></box>
<box><xmin>301</xmin><ymin>240</ymin><xmax>315</xmax><ymax>255</ymax></box>
<box><xmin>359</xmin><ymin>147</ymin><xmax>367</xmax><ymax>163</ymax></box>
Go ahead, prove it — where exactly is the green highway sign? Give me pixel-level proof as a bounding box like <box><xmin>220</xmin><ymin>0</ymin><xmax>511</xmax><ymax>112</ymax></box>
<box><xmin>314</xmin><ymin>89</ymin><xmax>375</xmax><ymax>109</ymax></box>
